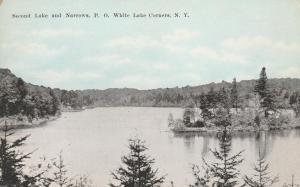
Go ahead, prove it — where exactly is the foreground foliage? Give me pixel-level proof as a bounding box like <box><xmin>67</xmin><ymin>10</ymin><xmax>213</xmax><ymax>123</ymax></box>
<box><xmin>0</xmin><ymin>121</ymin><xmax>37</xmax><ymax>186</ymax></box>
<box><xmin>0</xmin><ymin>121</ymin><xmax>93</xmax><ymax>187</ymax></box>
<box><xmin>243</xmin><ymin>151</ymin><xmax>278</xmax><ymax>187</ymax></box>
<box><xmin>110</xmin><ymin>137</ymin><xmax>165</xmax><ymax>187</ymax></box>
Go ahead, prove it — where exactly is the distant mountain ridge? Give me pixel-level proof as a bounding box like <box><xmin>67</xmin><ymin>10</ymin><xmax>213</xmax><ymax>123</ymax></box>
<box><xmin>1</xmin><ymin>68</ymin><xmax>300</xmax><ymax>113</ymax></box>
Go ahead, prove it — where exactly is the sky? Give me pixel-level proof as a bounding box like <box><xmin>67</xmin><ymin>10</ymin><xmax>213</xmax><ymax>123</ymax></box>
<box><xmin>0</xmin><ymin>0</ymin><xmax>300</xmax><ymax>90</ymax></box>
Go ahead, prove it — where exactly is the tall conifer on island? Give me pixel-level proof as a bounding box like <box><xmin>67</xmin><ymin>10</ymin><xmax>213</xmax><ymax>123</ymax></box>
<box><xmin>254</xmin><ymin>67</ymin><xmax>268</xmax><ymax>99</ymax></box>
<box><xmin>199</xmin><ymin>93</ymin><xmax>212</xmax><ymax>121</ymax></box>
<box><xmin>290</xmin><ymin>91</ymin><xmax>300</xmax><ymax>117</ymax></box>
<box><xmin>110</xmin><ymin>137</ymin><xmax>165</xmax><ymax>187</ymax></box>
<box><xmin>203</xmin><ymin>120</ymin><xmax>244</xmax><ymax>186</ymax></box>
<box><xmin>230</xmin><ymin>78</ymin><xmax>239</xmax><ymax>112</ymax></box>
<box><xmin>254</xmin><ymin>67</ymin><xmax>275</xmax><ymax>117</ymax></box>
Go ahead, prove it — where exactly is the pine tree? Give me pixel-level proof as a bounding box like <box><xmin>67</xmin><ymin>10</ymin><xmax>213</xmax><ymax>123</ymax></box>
<box><xmin>204</xmin><ymin>124</ymin><xmax>243</xmax><ymax>186</ymax></box>
<box><xmin>207</xmin><ymin>87</ymin><xmax>217</xmax><ymax>115</ymax></box>
<box><xmin>217</xmin><ymin>87</ymin><xmax>231</xmax><ymax>114</ymax></box>
<box><xmin>51</xmin><ymin>151</ymin><xmax>71</xmax><ymax>187</ymax></box>
<box><xmin>199</xmin><ymin>94</ymin><xmax>212</xmax><ymax>121</ymax></box>
<box><xmin>254</xmin><ymin>67</ymin><xmax>275</xmax><ymax>117</ymax></box>
<box><xmin>49</xmin><ymin>89</ymin><xmax>60</xmax><ymax>116</ymax></box>
<box><xmin>0</xmin><ymin>121</ymin><xmax>32</xmax><ymax>186</ymax></box>
<box><xmin>189</xmin><ymin>165</ymin><xmax>211</xmax><ymax>187</ymax></box>
<box><xmin>230</xmin><ymin>78</ymin><xmax>239</xmax><ymax>112</ymax></box>
<box><xmin>243</xmin><ymin>150</ymin><xmax>278</xmax><ymax>187</ymax></box>
<box><xmin>72</xmin><ymin>175</ymin><xmax>93</xmax><ymax>187</ymax></box>
<box><xmin>16</xmin><ymin>78</ymin><xmax>28</xmax><ymax>100</ymax></box>
<box><xmin>110</xmin><ymin>137</ymin><xmax>165</xmax><ymax>187</ymax></box>
<box><xmin>183</xmin><ymin>103</ymin><xmax>195</xmax><ymax>126</ymax></box>
<box><xmin>290</xmin><ymin>91</ymin><xmax>300</xmax><ymax>117</ymax></box>
<box><xmin>254</xmin><ymin>67</ymin><xmax>268</xmax><ymax>99</ymax></box>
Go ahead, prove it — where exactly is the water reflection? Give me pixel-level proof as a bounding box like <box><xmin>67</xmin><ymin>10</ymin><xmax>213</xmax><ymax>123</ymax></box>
<box><xmin>294</xmin><ymin>127</ymin><xmax>300</xmax><ymax>137</ymax></box>
<box><xmin>172</xmin><ymin>129</ymin><xmax>300</xmax><ymax>160</ymax></box>
<box><xmin>201</xmin><ymin>136</ymin><xmax>209</xmax><ymax>156</ymax></box>
<box><xmin>183</xmin><ymin>135</ymin><xmax>195</xmax><ymax>153</ymax></box>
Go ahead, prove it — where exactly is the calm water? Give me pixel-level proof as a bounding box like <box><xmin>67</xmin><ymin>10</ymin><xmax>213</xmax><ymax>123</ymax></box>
<box><xmin>14</xmin><ymin>107</ymin><xmax>300</xmax><ymax>187</ymax></box>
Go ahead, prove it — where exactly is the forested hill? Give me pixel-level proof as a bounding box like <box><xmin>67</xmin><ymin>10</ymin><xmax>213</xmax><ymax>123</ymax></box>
<box><xmin>81</xmin><ymin>78</ymin><xmax>300</xmax><ymax>108</ymax></box>
<box><xmin>1</xmin><ymin>68</ymin><xmax>300</xmax><ymax>119</ymax></box>
<box><xmin>0</xmin><ymin>68</ymin><xmax>88</xmax><ymax>119</ymax></box>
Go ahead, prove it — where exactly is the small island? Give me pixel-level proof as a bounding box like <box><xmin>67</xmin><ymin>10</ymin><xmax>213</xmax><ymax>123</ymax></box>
<box><xmin>168</xmin><ymin>67</ymin><xmax>300</xmax><ymax>133</ymax></box>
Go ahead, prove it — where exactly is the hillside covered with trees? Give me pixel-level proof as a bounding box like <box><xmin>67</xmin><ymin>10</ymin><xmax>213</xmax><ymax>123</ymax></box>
<box><xmin>0</xmin><ymin>68</ymin><xmax>91</xmax><ymax>126</ymax></box>
<box><xmin>1</xmin><ymin>67</ymin><xmax>300</xmax><ymax>126</ymax></box>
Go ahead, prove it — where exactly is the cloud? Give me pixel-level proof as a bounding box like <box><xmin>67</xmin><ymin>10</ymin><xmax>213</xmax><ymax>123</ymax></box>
<box><xmin>222</xmin><ymin>36</ymin><xmax>300</xmax><ymax>54</ymax></box>
<box><xmin>108</xmin><ymin>36</ymin><xmax>158</xmax><ymax>49</ymax></box>
<box><xmin>221</xmin><ymin>36</ymin><xmax>300</xmax><ymax>67</ymax></box>
<box><xmin>153</xmin><ymin>63</ymin><xmax>172</xmax><ymax>71</ymax></box>
<box><xmin>189</xmin><ymin>36</ymin><xmax>300</xmax><ymax>68</ymax></box>
<box><xmin>34</xmin><ymin>69</ymin><xmax>103</xmax><ymax>88</ymax></box>
<box><xmin>162</xmin><ymin>29</ymin><xmax>201</xmax><ymax>43</ymax></box>
<box><xmin>0</xmin><ymin>42</ymin><xmax>65</xmax><ymax>58</ymax></box>
<box><xmin>82</xmin><ymin>54</ymin><xmax>132</xmax><ymax>68</ymax></box>
<box><xmin>191</xmin><ymin>47</ymin><xmax>219</xmax><ymax>59</ymax></box>
<box><xmin>113</xmin><ymin>74</ymin><xmax>161</xmax><ymax>89</ymax></box>
<box><xmin>191</xmin><ymin>46</ymin><xmax>246</xmax><ymax>64</ymax></box>
<box><xmin>107</xmin><ymin>29</ymin><xmax>200</xmax><ymax>53</ymax></box>
<box><xmin>31</xmin><ymin>28</ymin><xmax>86</xmax><ymax>38</ymax></box>
<box><xmin>295</xmin><ymin>0</ymin><xmax>300</xmax><ymax>8</ymax></box>
<box><xmin>276</xmin><ymin>66</ymin><xmax>300</xmax><ymax>78</ymax></box>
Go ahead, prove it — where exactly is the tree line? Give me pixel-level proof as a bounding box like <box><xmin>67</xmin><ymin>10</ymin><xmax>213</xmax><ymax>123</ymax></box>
<box><xmin>1</xmin><ymin>67</ymin><xmax>300</xmax><ymax>119</ymax></box>
<box><xmin>0</xmin><ymin>70</ymin><xmax>92</xmax><ymax>120</ymax></box>
<box><xmin>181</xmin><ymin>67</ymin><xmax>300</xmax><ymax>128</ymax></box>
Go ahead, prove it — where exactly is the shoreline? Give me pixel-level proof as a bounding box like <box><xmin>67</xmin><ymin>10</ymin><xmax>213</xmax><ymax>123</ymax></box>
<box><xmin>170</xmin><ymin>120</ymin><xmax>300</xmax><ymax>134</ymax></box>
<box><xmin>0</xmin><ymin>107</ymin><xmax>89</xmax><ymax>130</ymax></box>
<box><xmin>0</xmin><ymin>115</ymin><xmax>61</xmax><ymax>130</ymax></box>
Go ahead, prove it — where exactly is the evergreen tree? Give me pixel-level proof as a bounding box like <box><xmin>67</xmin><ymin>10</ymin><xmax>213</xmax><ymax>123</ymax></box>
<box><xmin>254</xmin><ymin>67</ymin><xmax>275</xmax><ymax>117</ymax></box>
<box><xmin>254</xmin><ymin>67</ymin><xmax>268</xmax><ymax>99</ymax></box>
<box><xmin>199</xmin><ymin>94</ymin><xmax>212</xmax><ymax>121</ymax></box>
<box><xmin>51</xmin><ymin>151</ymin><xmax>72</xmax><ymax>187</ymax></box>
<box><xmin>183</xmin><ymin>103</ymin><xmax>196</xmax><ymax>126</ymax></box>
<box><xmin>261</xmin><ymin>90</ymin><xmax>276</xmax><ymax>115</ymax></box>
<box><xmin>49</xmin><ymin>89</ymin><xmax>60</xmax><ymax>115</ymax></box>
<box><xmin>290</xmin><ymin>91</ymin><xmax>300</xmax><ymax>117</ymax></box>
<box><xmin>0</xmin><ymin>121</ymin><xmax>36</xmax><ymax>186</ymax></box>
<box><xmin>230</xmin><ymin>78</ymin><xmax>239</xmax><ymax>112</ymax></box>
<box><xmin>207</xmin><ymin>87</ymin><xmax>217</xmax><ymax>114</ymax></box>
<box><xmin>72</xmin><ymin>175</ymin><xmax>93</xmax><ymax>187</ymax></box>
<box><xmin>16</xmin><ymin>78</ymin><xmax>28</xmax><ymax>100</ymax></box>
<box><xmin>218</xmin><ymin>87</ymin><xmax>231</xmax><ymax>114</ymax></box>
<box><xmin>110</xmin><ymin>137</ymin><xmax>165</xmax><ymax>187</ymax></box>
<box><xmin>204</xmin><ymin>124</ymin><xmax>243</xmax><ymax>186</ymax></box>
<box><xmin>189</xmin><ymin>165</ymin><xmax>211</xmax><ymax>187</ymax></box>
<box><xmin>243</xmin><ymin>150</ymin><xmax>278</xmax><ymax>187</ymax></box>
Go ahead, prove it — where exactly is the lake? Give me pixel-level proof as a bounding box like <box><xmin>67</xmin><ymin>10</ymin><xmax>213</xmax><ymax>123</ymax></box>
<box><xmin>14</xmin><ymin>107</ymin><xmax>300</xmax><ymax>187</ymax></box>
